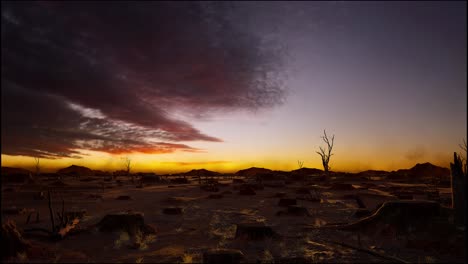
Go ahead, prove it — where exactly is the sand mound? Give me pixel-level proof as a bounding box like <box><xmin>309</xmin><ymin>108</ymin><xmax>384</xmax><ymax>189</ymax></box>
<box><xmin>277</xmin><ymin>205</ymin><xmax>310</xmax><ymax>216</ymax></box>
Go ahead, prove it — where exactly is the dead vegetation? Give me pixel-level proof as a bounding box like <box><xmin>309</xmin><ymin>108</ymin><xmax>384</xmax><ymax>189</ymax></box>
<box><xmin>22</xmin><ymin>191</ymin><xmax>80</xmax><ymax>240</ymax></box>
<box><xmin>1</xmin><ymin>160</ymin><xmax>465</xmax><ymax>263</ymax></box>
<box><xmin>2</xmin><ymin>220</ymin><xmax>31</xmax><ymax>261</ymax></box>
<box><xmin>316</xmin><ymin>130</ymin><xmax>335</xmax><ymax>175</ymax></box>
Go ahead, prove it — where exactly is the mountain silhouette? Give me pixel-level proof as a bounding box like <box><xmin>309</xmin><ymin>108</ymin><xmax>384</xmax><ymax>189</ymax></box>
<box><xmin>57</xmin><ymin>165</ymin><xmax>94</xmax><ymax>177</ymax></box>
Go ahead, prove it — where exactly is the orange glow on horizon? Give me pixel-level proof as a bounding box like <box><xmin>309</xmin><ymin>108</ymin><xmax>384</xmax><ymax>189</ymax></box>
<box><xmin>1</xmin><ymin>148</ymin><xmax>453</xmax><ymax>174</ymax></box>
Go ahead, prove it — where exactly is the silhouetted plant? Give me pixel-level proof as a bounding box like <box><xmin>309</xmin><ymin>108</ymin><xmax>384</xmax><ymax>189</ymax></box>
<box><xmin>23</xmin><ymin>190</ymin><xmax>79</xmax><ymax>239</ymax></box>
<box><xmin>459</xmin><ymin>139</ymin><xmax>467</xmax><ymax>175</ymax></box>
<box><xmin>123</xmin><ymin>156</ymin><xmax>133</xmax><ymax>183</ymax></box>
<box><xmin>316</xmin><ymin>130</ymin><xmax>335</xmax><ymax>175</ymax></box>
<box><xmin>451</xmin><ymin>139</ymin><xmax>467</xmax><ymax>226</ymax></box>
<box><xmin>297</xmin><ymin>160</ymin><xmax>304</xmax><ymax>169</ymax></box>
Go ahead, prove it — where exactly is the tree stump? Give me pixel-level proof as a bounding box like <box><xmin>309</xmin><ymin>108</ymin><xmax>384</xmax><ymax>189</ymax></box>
<box><xmin>235</xmin><ymin>222</ymin><xmax>276</xmax><ymax>240</ymax></box>
<box><xmin>203</xmin><ymin>249</ymin><xmax>244</xmax><ymax>264</ymax></box>
<box><xmin>450</xmin><ymin>152</ymin><xmax>466</xmax><ymax>226</ymax></box>
<box><xmin>97</xmin><ymin>212</ymin><xmax>154</xmax><ymax>235</ymax></box>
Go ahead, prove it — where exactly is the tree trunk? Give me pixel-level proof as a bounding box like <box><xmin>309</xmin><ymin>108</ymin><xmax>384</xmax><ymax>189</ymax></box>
<box><xmin>450</xmin><ymin>152</ymin><xmax>466</xmax><ymax>226</ymax></box>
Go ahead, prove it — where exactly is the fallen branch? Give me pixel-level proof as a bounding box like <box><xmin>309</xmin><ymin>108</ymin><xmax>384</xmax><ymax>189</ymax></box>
<box><xmin>47</xmin><ymin>191</ymin><xmax>55</xmax><ymax>233</ymax></box>
<box><xmin>57</xmin><ymin>218</ymin><xmax>80</xmax><ymax>238</ymax></box>
<box><xmin>321</xmin><ymin>239</ymin><xmax>409</xmax><ymax>264</ymax></box>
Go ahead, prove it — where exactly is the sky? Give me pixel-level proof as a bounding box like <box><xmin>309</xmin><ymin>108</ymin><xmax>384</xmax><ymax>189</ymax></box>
<box><xmin>1</xmin><ymin>1</ymin><xmax>466</xmax><ymax>173</ymax></box>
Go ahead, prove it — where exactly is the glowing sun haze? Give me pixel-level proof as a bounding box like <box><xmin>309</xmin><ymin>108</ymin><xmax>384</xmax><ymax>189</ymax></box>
<box><xmin>1</xmin><ymin>1</ymin><xmax>466</xmax><ymax>173</ymax></box>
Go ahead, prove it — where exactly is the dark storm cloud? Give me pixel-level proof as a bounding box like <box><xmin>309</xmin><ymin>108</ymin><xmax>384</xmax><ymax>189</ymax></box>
<box><xmin>1</xmin><ymin>1</ymin><xmax>286</xmax><ymax>158</ymax></box>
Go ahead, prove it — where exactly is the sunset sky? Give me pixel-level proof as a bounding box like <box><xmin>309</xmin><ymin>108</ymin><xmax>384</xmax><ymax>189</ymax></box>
<box><xmin>1</xmin><ymin>1</ymin><xmax>466</xmax><ymax>173</ymax></box>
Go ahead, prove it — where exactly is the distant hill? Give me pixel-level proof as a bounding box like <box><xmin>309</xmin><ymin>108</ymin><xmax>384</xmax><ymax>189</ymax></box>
<box><xmin>1</xmin><ymin>167</ymin><xmax>31</xmax><ymax>175</ymax></box>
<box><xmin>180</xmin><ymin>169</ymin><xmax>220</xmax><ymax>176</ymax></box>
<box><xmin>388</xmin><ymin>162</ymin><xmax>449</xmax><ymax>181</ymax></box>
<box><xmin>1</xmin><ymin>167</ymin><xmax>32</xmax><ymax>183</ymax></box>
<box><xmin>236</xmin><ymin>167</ymin><xmax>273</xmax><ymax>177</ymax></box>
<box><xmin>407</xmin><ymin>162</ymin><xmax>449</xmax><ymax>178</ymax></box>
<box><xmin>272</xmin><ymin>170</ymin><xmax>290</xmax><ymax>175</ymax></box>
<box><xmin>291</xmin><ymin>167</ymin><xmax>323</xmax><ymax>175</ymax></box>
<box><xmin>57</xmin><ymin>165</ymin><xmax>94</xmax><ymax>177</ymax></box>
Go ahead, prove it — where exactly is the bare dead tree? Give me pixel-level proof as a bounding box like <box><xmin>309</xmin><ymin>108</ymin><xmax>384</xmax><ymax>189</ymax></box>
<box><xmin>297</xmin><ymin>160</ymin><xmax>304</xmax><ymax>169</ymax></box>
<box><xmin>316</xmin><ymin>130</ymin><xmax>335</xmax><ymax>175</ymax></box>
<box><xmin>123</xmin><ymin>156</ymin><xmax>133</xmax><ymax>183</ymax></box>
<box><xmin>449</xmin><ymin>139</ymin><xmax>467</xmax><ymax>226</ymax></box>
<box><xmin>23</xmin><ymin>190</ymin><xmax>80</xmax><ymax>239</ymax></box>
<box><xmin>450</xmin><ymin>151</ymin><xmax>466</xmax><ymax>226</ymax></box>
<box><xmin>34</xmin><ymin>157</ymin><xmax>40</xmax><ymax>177</ymax></box>
<box><xmin>459</xmin><ymin>139</ymin><xmax>467</xmax><ymax>174</ymax></box>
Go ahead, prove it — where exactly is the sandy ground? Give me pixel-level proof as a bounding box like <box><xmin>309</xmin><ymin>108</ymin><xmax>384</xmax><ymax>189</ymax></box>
<box><xmin>1</xmin><ymin>176</ymin><xmax>465</xmax><ymax>263</ymax></box>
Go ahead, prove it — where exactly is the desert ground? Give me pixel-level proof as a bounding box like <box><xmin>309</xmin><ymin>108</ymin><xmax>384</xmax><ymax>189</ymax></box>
<box><xmin>1</xmin><ymin>171</ymin><xmax>466</xmax><ymax>263</ymax></box>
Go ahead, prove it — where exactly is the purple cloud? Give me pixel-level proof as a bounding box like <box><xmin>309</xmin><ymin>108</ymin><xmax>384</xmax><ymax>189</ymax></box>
<box><xmin>1</xmin><ymin>1</ymin><xmax>286</xmax><ymax>158</ymax></box>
